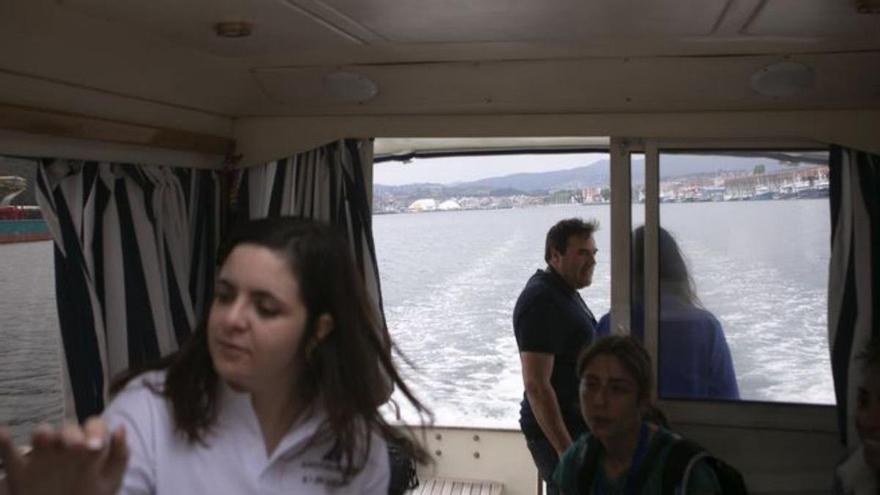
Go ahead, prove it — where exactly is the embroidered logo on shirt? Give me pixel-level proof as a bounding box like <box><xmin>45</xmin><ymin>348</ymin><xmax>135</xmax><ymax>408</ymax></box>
<box><xmin>299</xmin><ymin>442</ymin><xmax>350</xmax><ymax>487</ymax></box>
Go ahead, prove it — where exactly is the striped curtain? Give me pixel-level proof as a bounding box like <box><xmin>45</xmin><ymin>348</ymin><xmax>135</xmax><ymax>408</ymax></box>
<box><xmin>236</xmin><ymin>139</ymin><xmax>389</xmax><ymax>348</ymax></box>
<box><xmin>828</xmin><ymin>145</ymin><xmax>880</xmax><ymax>446</ymax></box>
<box><xmin>35</xmin><ymin>160</ymin><xmax>220</xmax><ymax>420</ymax></box>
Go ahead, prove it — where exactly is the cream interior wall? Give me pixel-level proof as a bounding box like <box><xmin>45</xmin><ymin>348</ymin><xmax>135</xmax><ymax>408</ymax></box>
<box><xmin>0</xmin><ymin>129</ymin><xmax>224</xmax><ymax>169</ymax></box>
<box><xmin>233</xmin><ymin>110</ymin><xmax>880</xmax><ymax>166</ymax></box>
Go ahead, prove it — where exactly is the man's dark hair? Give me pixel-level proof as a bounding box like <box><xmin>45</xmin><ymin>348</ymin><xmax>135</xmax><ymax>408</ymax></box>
<box><xmin>544</xmin><ymin>218</ymin><xmax>599</xmax><ymax>263</ymax></box>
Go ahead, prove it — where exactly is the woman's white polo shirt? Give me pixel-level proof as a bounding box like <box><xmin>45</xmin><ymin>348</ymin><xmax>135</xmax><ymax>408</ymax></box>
<box><xmin>102</xmin><ymin>371</ymin><xmax>390</xmax><ymax>494</ymax></box>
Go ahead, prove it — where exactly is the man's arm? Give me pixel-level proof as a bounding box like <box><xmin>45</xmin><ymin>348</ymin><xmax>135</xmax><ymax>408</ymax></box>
<box><xmin>520</xmin><ymin>351</ymin><xmax>572</xmax><ymax>456</ymax></box>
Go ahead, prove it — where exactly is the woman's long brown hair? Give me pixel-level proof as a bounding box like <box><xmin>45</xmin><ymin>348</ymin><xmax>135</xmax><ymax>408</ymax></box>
<box><xmin>113</xmin><ymin>217</ymin><xmax>431</xmax><ymax>477</ymax></box>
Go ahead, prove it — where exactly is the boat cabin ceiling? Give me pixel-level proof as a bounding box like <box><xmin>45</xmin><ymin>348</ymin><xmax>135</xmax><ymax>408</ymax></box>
<box><xmin>1</xmin><ymin>6</ymin><xmax>876</xmax><ymax>492</ymax></box>
<box><xmin>1</xmin><ymin>0</ymin><xmax>879</xmax><ymax>164</ymax></box>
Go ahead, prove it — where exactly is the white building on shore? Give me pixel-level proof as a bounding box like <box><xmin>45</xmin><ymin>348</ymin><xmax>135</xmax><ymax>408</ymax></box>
<box><xmin>408</xmin><ymin>198</ymin><xmax>438</xmax><ymax>212</ymax></box>
<box><xmin>438</xmin><ymin>199</ymin><xmax>462</xmax><ymax>211</ymax></box>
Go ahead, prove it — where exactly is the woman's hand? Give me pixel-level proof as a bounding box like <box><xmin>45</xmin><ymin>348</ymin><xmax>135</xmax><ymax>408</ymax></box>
<box><xmin>0</xmin><ymin>417</ymin><xmax>129</xmax><ymax>495</ymax></box>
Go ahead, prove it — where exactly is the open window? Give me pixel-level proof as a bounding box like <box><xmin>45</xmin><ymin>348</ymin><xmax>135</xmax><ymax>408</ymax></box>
<box><xmin>0</xmin><ymin>156</ymin><xmax>64</xmax><ymax>444</ymax></box>
<box><xmin>618</xmin><ymin>142</ymin><xmax>835</xmax><ymax>407</ymax></box>
<box><xmin>372</xmin><ymin>138</ymin><xmax>611</xmax><ymax>427</ymax></box>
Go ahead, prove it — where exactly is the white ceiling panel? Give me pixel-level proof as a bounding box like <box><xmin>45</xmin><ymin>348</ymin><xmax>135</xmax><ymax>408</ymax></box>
<box><xmin>319</xmin><ymin>0</ymin><xmax>729</xmax><ymax>43</ymax></box>
<box><xmin>252</xmin><ymin>53</ymin><xmax>880</xmax><ymax>114</ymax></box>
<box><xmin>746</xmin><ymin>0</ymin><xmax>880</xmax><ymax>36</ymax></box>
<box><xmin>59</xmin><ymin>0</ymin><xmax>363</xmax><ymax>58</ymax></box>
<box><xmin>2</xmin><ymin>0</ymin><xmax>879</xmax><ymax>120</ymax></box>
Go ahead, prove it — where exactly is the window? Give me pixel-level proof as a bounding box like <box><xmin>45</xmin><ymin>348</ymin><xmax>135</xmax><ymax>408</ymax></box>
<box><xmin>0</xmin><ymin>156</ymin><xmax>64</xmax><ymax>444</ymax></box>
<box><xmin>373</xmin><ymin>144</ymin><xmax>610</xmax><ymax>426</ymax></box>
<box><xmin>646</xmin><ymin>150</ymin><xmax>833</xmax><ymax>404</ymax></box>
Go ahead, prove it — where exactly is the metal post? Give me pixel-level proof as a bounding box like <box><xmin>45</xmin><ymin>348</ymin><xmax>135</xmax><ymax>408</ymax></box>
<box><xmin>644</xmin><ymin>141</ymin><xmax>660</xmax><ymax>402</ymax></box>
<box><xmin>609</xmin><ymin>137</ymin><xmax>632</xmax><ymax>335</ymax></box>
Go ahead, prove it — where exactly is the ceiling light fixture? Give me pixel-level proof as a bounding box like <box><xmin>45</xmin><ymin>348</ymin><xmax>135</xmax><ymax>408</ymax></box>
<box><xmin>214</xmin><ymin>21</ymin><xmax>253</xmax><ymax>38</ymax></box>
<box><xmin>750</xmin><ymin>61</ymin><xmax>815</xmax><ymax>98</ymax></box>
<box><xmin>323</xmin><ymin>71</ymin><xmax>379</xmax><ymax>103</ymax></box>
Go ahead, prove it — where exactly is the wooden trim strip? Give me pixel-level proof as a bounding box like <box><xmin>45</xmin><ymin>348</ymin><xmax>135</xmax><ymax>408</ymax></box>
<box><xmin>0</xmin><ymin>103</ymin><xmax>234</xmax><ymax>156</ymax></box>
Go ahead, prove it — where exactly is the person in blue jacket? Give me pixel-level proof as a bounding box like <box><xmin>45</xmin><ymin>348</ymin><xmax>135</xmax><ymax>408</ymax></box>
<box><xmin>597</xmin><ymin>226</ymin><xmax>739</xmax><ymax>400</ymax></box>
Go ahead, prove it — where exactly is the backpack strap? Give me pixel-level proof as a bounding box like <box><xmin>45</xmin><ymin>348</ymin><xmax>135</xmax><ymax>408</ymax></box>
<box><xmin>705</xmin><ymin>457</ymin><xmax>749</xmax><ymax>495</ymax></box>
<box><xmin>661</xmin><ymin>438</ymin><xmax>706</xmax><ymax>495</ymax></box>
<box><xmin>577</xmin><ymin>435</ymin><xmax>602</xmax><ymax>492</ymax></box>
<box><xmin>629</xmin><ymin>429</ymin><xmax>677</xmax><ymax>494</ymax></box>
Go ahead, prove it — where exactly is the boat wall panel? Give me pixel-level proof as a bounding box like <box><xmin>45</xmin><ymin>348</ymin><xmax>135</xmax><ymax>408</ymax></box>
<box><xmin>673</xmin><ymin>423</ymin><xmax>844</xmax><ymax>494</ymax></box>
<box><xmin>417</xmin><ymin>421</ymin><xmax>845</xmax><ymax>495</ymax></box>
<box><xmin>0</xmin><ymin>130</ymin><xmax>223</xmax><ymax>169</ymax></box>
<box><xmin>415</xmin><ymin>426</ymin><xmax>538</xmax><ymax>495</ymax></box>
<box><xmin>0</xmin><ymin>104</ymin><xmax>233</xmax><ymax>157</ymax></box>
<box><xmin>233</xmin><ymin>110</ymin><xmax>880</xmax><ymax>166</ymax></box>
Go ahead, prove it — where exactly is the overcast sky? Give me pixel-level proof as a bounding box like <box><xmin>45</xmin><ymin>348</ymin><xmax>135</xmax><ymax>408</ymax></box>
<box><xmin>374</xmin><ymin>153</ymin><xmax>608</xmax><ymax>185</ymax></box>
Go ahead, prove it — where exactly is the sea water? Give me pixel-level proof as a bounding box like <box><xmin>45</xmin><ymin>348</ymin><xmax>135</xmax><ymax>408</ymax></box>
<box><xmin>374</xmin><ymin>200</ymin><xmax>834</xmax><ymax>427</ymax></box>
<box><xmin>0</xmin><ymin>200</ymin><xmax>834</xmax><ymax>441</ymax></box>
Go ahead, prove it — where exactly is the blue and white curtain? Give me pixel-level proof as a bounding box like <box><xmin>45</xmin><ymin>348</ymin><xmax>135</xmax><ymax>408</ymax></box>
<box><xmin>36</xmin><ymin>160</ymin><xmax>220</xmax><ymax>421</ymax></box>
<box><xmin>236</xmin><ymin>139</ymin><xmax>388</xmax><ymax>347</ymax></box>
<box><xmin>828</xmin><ymin>145</ymin><xmax>880</xmax><ymax>446</ymax></box>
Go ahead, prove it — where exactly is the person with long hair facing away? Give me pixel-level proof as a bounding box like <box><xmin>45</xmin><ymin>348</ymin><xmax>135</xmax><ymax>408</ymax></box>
<box><xmin>553</xmin><ymin>336</ymin><xmax>721</xmax><ymax>494</ymax></box>
<box><xmin>597</xmin><ymin>226</ymin><xmax>739</xmax><ymax>400</ymax></box>
<box><xmin>0</xmin><ymin>216</ymin><xmax>430</xmax><ymax>494</ymax></box>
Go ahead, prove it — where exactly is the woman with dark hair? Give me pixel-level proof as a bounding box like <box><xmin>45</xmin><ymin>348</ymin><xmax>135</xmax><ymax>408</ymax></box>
<box><xmin>597</xmin><ymin>226</ymin><xmax>739</xmax><ymax>400</ymax></box>
<box><xmin>834</xmin><ymin>337</ymin><xmax>880</xmax><ymax>494</ymax></box>
<box><xmin>553</xmin><ymin>336</ymin><xmax>721</xmax><ymax>494</ymax></box>
<box><xmin>0</xmin><ymin>217</ymin><xmax>429</xmax><ymax>494</ymax></box>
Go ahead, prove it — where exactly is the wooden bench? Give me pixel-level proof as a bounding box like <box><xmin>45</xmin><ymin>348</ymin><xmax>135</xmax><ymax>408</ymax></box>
<box><xmin>411</xmin><ymin>477</ymin><xmax>503</xmax><ymax>495</ymax></box>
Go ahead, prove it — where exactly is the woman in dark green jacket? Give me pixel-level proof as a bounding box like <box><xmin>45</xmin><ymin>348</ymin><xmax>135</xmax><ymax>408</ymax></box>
<box><xmin>553</xmin><ymin>336</ymin><xmax>721</xmax><ymax>494</ymax></box>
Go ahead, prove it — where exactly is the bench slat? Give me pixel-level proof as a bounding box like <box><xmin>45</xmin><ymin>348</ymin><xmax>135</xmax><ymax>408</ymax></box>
<box><xmin>411</xmin><ymin>477</ymin><xmax>502</xmax><ymax>495</ymax></box>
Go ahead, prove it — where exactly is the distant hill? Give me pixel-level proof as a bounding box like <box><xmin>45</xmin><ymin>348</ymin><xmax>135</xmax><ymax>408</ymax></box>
<box><xmin>375</xmin><ymin>153</ymin><xmax>815</xmax><ymax>195</ymax></box>
<box><xmin>462</xmin><ymin>163</ymin><xmax>606</xmax><ymax>192</ymax></box>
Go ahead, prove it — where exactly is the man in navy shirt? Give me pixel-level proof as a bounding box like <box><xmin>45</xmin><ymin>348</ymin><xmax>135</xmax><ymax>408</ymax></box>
<box><xmin>513</xmin><ymin>218</ymin><xmax>599</xmax><ymax>495</ymax></box>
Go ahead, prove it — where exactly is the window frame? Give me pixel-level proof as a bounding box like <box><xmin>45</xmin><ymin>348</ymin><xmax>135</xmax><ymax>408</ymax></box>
<box><xmin>373</xmin><ymin>136</ymin><xmax>836</xmax><ymax>430</ymax></box>
<box><xmin>608</xmin><ymin>137</ymin><xmax>836</xmax><ymax>428</ymax></box>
